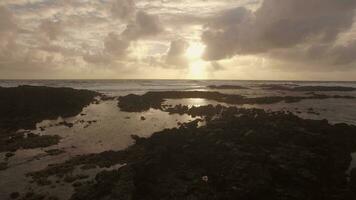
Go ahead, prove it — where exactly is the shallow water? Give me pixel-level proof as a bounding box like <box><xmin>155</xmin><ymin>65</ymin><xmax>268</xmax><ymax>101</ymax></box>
<box><xmin>0</xmin><ymin>100</ymin><xmax>199</xmax><ymax>199</ymax></box>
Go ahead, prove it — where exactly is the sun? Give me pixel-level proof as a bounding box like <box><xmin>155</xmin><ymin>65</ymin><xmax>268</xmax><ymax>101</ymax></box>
<box><xmin>185</xmin><ymin>42</ymin><xmax>208</xmax><ymax>79</ymax></box>
<box><xmin>185</xmin><ymin>42</ymin><xmax>205</xmax><ymax>61</ymax></box>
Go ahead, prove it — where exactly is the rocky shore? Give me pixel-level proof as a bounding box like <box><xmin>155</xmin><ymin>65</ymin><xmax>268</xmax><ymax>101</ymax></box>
<box><xmin>2</xmin><ymin>86</ymin><xmax>356</xmax><ymax>199</ymax></box>
<box><xmin>27</xmin><ymin>105</ymin><xmax>356</xmax><ymax>200</ymax></box>
<box><xmin>118</xmin><ymin>91</ymin><xmax>355</xmax><ymax>112</ymax></box>
<box><xmin>260</xmin><ymin>84</ymin><xmax>356</xmax><ymax>92</ymax></box>
<box><xmin>0</xmin><ymin>85</ymin><xmax>99</xmax><ymax>153</ymax></box>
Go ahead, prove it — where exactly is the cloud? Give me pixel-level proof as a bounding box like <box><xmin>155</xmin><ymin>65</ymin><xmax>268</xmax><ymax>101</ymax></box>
<box><xmin>83</xmin><ymin>32</ymin><xmax>129</xmax><ymax>65</ymax></box>
<box><xmin>83</xmin><ymin>53</ymin><xmax>112</xmax><ymax>65</ymax></box>
<box><xmin>269</xmin><ymin>39</ymin><xmax>356</xmax><ymax>69</ymax></box>
<box><xmin>210</xmin><ymin>61</ymin><xmax>224</xmax><ymax>71</ymax></box>
<box><xmin>0</xmin><ymin>6</ymin><xmax>19</xmax><ymax>63</ymax></box>
<box><xmin>0</xmin><ymin>6</ymin><xmax>17</xmax><ymax>32</ymax></box>
<box><xmin>202</xmin><ymin>0</ymin><xmax>356</xmax><ymax>68</ymax></box>
<box><xmin>165</xmin><ymin>39</ymin><xmax>189</xmax><ymax>67</ymax></box>
<box><xmin>104</xmin><ymin>32</ymin><xmax>131</xmax><ymax>57</ymax></box>
<box><xmin>122</xmin><ymin>11</ymin><xmax>163</xmax><ymax>40</ymax></box>
<box><xmin>330</xmin><ymin>41</ymin><xmax>356</xmax><ymax>66</ymax></box>
<box><xmin>84</xmin><ymin>10</ymin><xmax>163</xmax><ymax>65</ymax></box>
<box><xmin>111</xmin><ymin>0</ymin><xmax>135</xmax><ymax>21</ymax></box>
<box><xmin>1</xmin><ymin>0</ymin><xmax>356</xmax><ymax>79</ymax></box>
<box><xmin>39</xmin><ymin>19</ymin><xmax>63</xmax><ymax>40</ymax></box>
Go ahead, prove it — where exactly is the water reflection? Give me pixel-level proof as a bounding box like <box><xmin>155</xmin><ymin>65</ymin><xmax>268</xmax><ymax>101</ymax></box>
<box><xmin>186</xmin><ymin>98</ymin><xmax>208</xmax><ymax>107</ymax></box>
<box><xmin>0</xmin><ymin>100</ymin><xmax>199</xmax><ymax>200</ymax></box>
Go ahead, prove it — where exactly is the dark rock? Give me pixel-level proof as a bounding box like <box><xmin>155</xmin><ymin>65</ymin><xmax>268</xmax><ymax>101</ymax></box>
<box><xmin>5</xmin><ymin>152</ymin><xmax>15</xmax><ymax>158</ymax></box>
<box><xmin>45</xmin><ymin>149</ymin><xmax>65</xmax><ymax>156</ymax></box>
<box><xmin>36</xmin><ymin>178</ymin><xmax>52</xmax><ymax>186</ymax></box>
<box><xmin>0</xmin><ymin>85</ymin><xmax>99</xmax><ymax>132</ymax></box>
<box><xmin>23</xmin><ymin>191</ymin><xmax>45</xmax><ymax>200</ymax></box>
<box><xmin>64</xmin><ymin>175</ymin><xmax>79</xmax><ymax>183</ymax></box>
<box><xmin>261</xmin><ymin>84</ymin><xmax>356</xmax><ymax>92</ymax></box>
<box><xmin>0</xmin><ymin>162</ymin><xmax>8</xmax><ymax>171</ymax></box>
<box><xmin>29</xmin><ymin>106</ymin><xmax>356</xmax><ymax>200</ymax></box>
<box><xmin>0</xmin><ymin>86</ymin><xmax>99</xmax><ymax>152</ymax></box>
<box><xmin>292</xmin><ymin>86</ymin><xmax>356</xmax><ymax>92</ymax></box>
<box><xmin>118</xmin><ymin>91</ymin><xmax>355</xmax><ymax>112</ymax></box>
<box><xmin>73</xmin><ymin>182</ymin><xmax>82</xmax><ymax>187</ymax></box>
<box><xmin>1</xmin><ymin>133</ymin><xmax>61</xmax><ymax>152</ymax></box>
<box><xmin>10</xmin><ymin>192</ymin><xmax>20</xmax><ymax>199</ymax></box>
<box><xmin>100</xmin><ymin>95</ymin><xmax>117</xmax><ymax>101</ymax></box>
<box><xmin>58</xmin><ymin>121</ymin><xmax>74</xmax><ymax>128</ymax></box>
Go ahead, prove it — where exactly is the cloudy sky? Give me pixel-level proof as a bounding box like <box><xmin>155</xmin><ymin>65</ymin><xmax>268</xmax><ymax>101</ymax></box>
<box><xmin>1</xmin><ymin>0</ymin><xmax>356</xmax><ymax>80</ymax></box>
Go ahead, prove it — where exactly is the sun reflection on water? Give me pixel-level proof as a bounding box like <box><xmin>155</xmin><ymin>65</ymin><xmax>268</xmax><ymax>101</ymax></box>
<box><xmin>186</xmin><ymin>98</ymin><xmax>208</xmax><ymax>107</ymax></box>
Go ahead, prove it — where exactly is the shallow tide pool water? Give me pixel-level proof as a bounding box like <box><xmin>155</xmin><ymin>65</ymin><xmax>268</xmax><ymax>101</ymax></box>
<box><xmin>0</xmin><ymin>100</ymin><xmax>200</xmax><ymax>199</ymax></box>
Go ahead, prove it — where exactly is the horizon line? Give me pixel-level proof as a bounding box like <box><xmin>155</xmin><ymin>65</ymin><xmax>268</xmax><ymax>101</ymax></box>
<box><xmin>0</xmin><ymin>78</ymin><xmax>355</xmax><ymax>82</ymax></box>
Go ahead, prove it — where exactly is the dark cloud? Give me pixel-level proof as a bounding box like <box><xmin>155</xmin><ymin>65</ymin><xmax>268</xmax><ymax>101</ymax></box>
<box><xmin>165</xmin><ymin>39</ymin><xmax>189</xmax><ymax>67</ymax></box>
<box><xmin>270</xmin><ymin>40</ymin><xmax>356</xmax><ymax>69</ymax></box>
<box><xmin>202</xmin><ymin>0</ymin><xmax>356</xmax><ymax>68</ymax></box>
<box><xmin>331</xmin><ymin>41</ymin><xmax>356</xmax><ymax>66</ymax></box>
<box><xmin>104</xmin><ymin>32</ymin><xmax>130</xmax><ymax>57</ymax></box>
<box><xmin>210</xmin><ymin>61</ymin><xmax>224</xmax><ymax>71</ymax></box>
<box><xmin>84</xmin><ymin>32</ymin><xmax>131</xmax><ymax>65</ymax></box>
<box><xmin>111</xmin><ymin>0</ymin><xmax>135</xmax><ymax>21</ymax></box>
<box><xmin>84</xmin><ymin>10</ymin><xmax>163</xmax><ymax>65</ymax></box>
<box><xmin>122</xmin><ymin>11</ymin><xmax>163</xmax><ymax>40</ymax></box>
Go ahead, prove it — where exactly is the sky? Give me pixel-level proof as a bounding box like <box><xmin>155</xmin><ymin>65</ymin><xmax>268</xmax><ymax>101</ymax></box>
<box><xmin>0</xmin><ymin>0</ymin><xmax>356</xmax><ymax>80</ymax></box>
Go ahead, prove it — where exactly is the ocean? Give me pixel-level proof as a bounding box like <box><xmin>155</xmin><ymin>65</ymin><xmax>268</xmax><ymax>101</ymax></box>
<box><xmin>1</xmin><ymin>79</ymin><xmax>356</xmax><ymax>95</ymax></box>
<box><xmin>1</xmin><ymin>79</ymin><xmax>356</xmax><ymax>124</ymax></box>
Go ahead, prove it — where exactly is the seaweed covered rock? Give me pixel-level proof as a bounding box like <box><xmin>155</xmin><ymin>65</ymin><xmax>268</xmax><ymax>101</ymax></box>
<box><xmin>118</xmin><ymin>91</ymin><xmax>236</xmax><ymax>112</ymax></box>
<box><xmin>118</xmin><ymin>91</ymin><xmax>355</xmax><ymax>112</ymax></box>
<box><xmin>0</xmin><ymin>85</ymin><xmax>99</xmax><ymax>152</ymax></box>
<box><xmin>0</xmin><ymin>85</ymin><xmax>99</xmax><ymax>131</ymax></box>
<box><xmin>261</xmin><ymin>84</ymin><xmax>356</xmax><ymax>92</ymax></box>
<box><xmin>0</xmin><ymin>132</ymin><xmax>61</xmax><ymax>152</ymax></box>
<box><xmin>32</xmin><ymin>106</ymin><xmax>356</xmax><ymax>200</ymax></box>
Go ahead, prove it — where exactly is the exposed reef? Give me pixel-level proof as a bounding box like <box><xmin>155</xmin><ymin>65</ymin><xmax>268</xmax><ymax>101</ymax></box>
<box><xmin>28</xmin><ymin>106</ymin><xmax>356</xmax><ymax>200</ymax></box>
<box><xmin>261</xmin><ymin>84</ymin><xmax>356</xmax><ymax>92</ymax></box>
<box><xmin>0</xmin><ymin>85</ymin><xmax>100</xmax><ymax>152</ymax></box>
<box><xmin>0</xmin><ymin>85</ymin><xmax>99</xmax><ymax>132</ymax></box>
<box><xmin>118</xmin><ymin>91</ymin><xmax>355</xmax><ymax>112</ymax></box>
<box><xmin>0</xmin><ymin>132</ymin><xmax>61</xmax><ymax>152</ymax></box>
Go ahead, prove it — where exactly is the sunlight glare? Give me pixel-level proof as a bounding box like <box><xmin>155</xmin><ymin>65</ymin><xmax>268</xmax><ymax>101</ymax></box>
<box><xmin>189</xmin><ymin>60</ymin><xmax>208</xmax><ymax>79</ymax></box>
<box><xmin>186</xmin><ymin>42</ymin><xmax>205</xmax><ymax>60</ymax></box>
